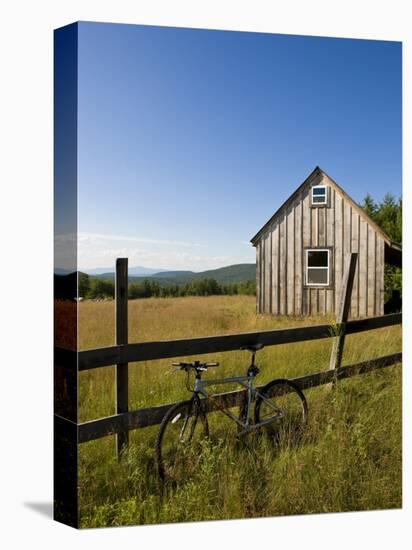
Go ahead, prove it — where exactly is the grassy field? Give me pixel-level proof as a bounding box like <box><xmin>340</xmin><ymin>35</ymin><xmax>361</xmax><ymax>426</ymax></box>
<box><xmin>78</xmin><ymin>295</ymin><xmax>402</xmax><ymax>528</ymax></box>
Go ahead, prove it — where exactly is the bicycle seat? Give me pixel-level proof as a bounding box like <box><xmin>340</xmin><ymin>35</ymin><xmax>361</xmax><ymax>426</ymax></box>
<box><xmin>240</xmin><ymin>343</ymin><xmax>265</xmax><ymax>352</ymax></box>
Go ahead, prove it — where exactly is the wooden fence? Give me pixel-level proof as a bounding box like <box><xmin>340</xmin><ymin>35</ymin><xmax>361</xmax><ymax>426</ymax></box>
<box><xmin>55</xmin><ymin>254</ymin><xmax>402</xmax><ymax>455</ymax></box>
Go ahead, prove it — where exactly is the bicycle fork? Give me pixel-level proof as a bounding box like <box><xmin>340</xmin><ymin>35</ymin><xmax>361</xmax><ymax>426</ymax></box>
<box><xmin>175</xmin><ymin>398</ymin><xmax>200</xmax><ymax>444</ymax></box>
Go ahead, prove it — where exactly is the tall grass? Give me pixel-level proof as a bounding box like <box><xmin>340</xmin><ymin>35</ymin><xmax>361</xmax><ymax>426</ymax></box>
<box><xmin>78</xmin><ymin>296</ymin><xmax>401</xmax><ymax>528</ymax></box>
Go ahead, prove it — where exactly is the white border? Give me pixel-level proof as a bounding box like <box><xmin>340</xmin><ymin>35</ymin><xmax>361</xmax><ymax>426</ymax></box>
<box><xmin>0</xmin><ymin>1</ymin><xmax>410</xmax><ymax>549</ymax></box>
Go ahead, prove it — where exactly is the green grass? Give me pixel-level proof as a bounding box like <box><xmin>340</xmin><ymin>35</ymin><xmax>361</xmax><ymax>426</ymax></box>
<box><xmin>78</xmin><ymin>295</ymin><xmax>402</xmax><ymax>528</ymax></box>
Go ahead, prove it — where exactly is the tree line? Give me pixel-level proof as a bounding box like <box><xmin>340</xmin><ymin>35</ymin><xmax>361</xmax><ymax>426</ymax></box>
<box><xmin>79</xmin><ymin>274</ymin><xmax>256</xmax><ymax>300</ymax></box>
<box><xmin>361</xmin><ymin>192</ymin><xmax>402</xmax><ymax>300</ymax></box>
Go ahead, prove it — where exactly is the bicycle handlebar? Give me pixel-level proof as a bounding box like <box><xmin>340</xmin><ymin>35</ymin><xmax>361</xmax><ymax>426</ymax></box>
<box><xmin>171</xmin><ymin>361</ymin><xmax>220</xmax><ymax>369</ymax></box>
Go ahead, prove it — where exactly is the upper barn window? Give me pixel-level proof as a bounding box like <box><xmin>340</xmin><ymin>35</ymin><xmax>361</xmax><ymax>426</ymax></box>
<box><xmin>311</xmin><ymin>185</ymin><xmax>327</xmax><ymax>205</ymax></box>
<box><xmin>306</xmin><ymin>249</ymin><xmax>330</xmax><ymax>286</ymax></box>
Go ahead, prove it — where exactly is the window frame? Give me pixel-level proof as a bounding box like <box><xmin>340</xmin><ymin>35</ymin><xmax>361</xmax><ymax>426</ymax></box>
<box><xmin>311</xmin><ymin>185</ymin><xmax>328</xmax><ymax>206</ymax></box>
<box><xmin>305</xmin><ymin>248</ymin><xmax>330</xmax><ymax>287</ymax></box>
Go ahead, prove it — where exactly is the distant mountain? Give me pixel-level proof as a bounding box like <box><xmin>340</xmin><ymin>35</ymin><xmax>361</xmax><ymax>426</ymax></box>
<box><xmin>150</xmin><ymin>270</ymin><xmax>195</xmax><ymax>279</ymax></box>
<box><xmin>191</xmin><ymin>264</ymin><xmax>256</xmax><ymax>284</ymax></box>
<box><xmin>85</xmin><ymin>266</ymin><xmax>167</xmax><ymax>276</ymax></box>
<box><xmin>88</xmin><ymin>263</ymin><xmax>256</xmax><ymax>286</ymax></box>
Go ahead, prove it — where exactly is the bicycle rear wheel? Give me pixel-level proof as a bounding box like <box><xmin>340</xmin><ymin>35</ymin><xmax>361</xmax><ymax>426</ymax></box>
<box><xmin>254</xmin><ymin>379</ymin><xmax>307</xmax><ymax>444</ymax></box>
<box><xmin>155</xmin><ymin>398</ymin><xmax>209</xmax><ymax>481</ymax></box>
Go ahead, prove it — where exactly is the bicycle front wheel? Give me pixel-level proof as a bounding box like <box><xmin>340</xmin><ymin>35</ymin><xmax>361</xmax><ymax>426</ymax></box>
<box><xmin>254</xmin><ymin>379</ymin><xmax>307</xmax><ymax>444</ymax></box>
<box><xmin>155</xmin><ymin>398</ymin><xmax>209</xmax><ymax>482</ymax></box>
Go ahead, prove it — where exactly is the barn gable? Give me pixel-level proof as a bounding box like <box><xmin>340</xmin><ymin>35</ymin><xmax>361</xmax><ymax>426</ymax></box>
<box><xmin>251</xmin><ymin>166</ymin><xmax>401</xmax><ymax>318</ymax></box>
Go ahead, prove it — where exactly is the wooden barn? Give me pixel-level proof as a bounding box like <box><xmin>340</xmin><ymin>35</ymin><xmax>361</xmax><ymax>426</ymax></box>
<box><xmin>251</xmin><ymin>166</ymin><xmax>401</xmax><ymax>319</ymax></box>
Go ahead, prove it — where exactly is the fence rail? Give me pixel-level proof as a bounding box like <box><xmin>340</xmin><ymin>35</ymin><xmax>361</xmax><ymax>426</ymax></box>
<box><xmin>54</xmin><ymin>312</ymin><xmax>401</xmax><ymax>372</ymax></box>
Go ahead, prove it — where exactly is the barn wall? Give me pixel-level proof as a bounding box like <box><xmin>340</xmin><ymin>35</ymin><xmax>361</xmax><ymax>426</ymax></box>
<box><xmin>256</xmin><ymin>173</ymin><xmax>385</xmax><ymax>318</ymax></box>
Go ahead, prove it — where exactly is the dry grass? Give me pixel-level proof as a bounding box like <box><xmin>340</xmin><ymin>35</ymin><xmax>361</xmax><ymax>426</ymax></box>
<box><xmin>77</xmin><ymin>295</ymin><xmax>402</xmax><ymax>528</ymax></box>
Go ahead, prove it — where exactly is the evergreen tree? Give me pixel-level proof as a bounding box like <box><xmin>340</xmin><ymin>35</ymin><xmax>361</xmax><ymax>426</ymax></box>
<box><xmin>361</xmin><ymin>193</ymin><xmax>378</xmax><ymax>219</ymax></box>
<box><xmin>89</xmin><ymin>278</ymin><xmax>114</xmax><ymax>298</ymax></box>
<box><xmin>78</xmin><ymin>272</ymin><xmax>90</xmax><ymax>298</ymax></box>
<box><xmin>361</xmin><ymin>193</ymin><xmax>402</xmax><ymax>301</ymax></box>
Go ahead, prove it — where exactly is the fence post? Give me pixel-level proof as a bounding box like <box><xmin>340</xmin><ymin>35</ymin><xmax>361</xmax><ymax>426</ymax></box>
<box><xmin>115</xmin><ymin>258</ymin><xmax>129</xmax><ymax>457</ymax></box>
<box><xmin>329</xmin><ymin>253</ymin><xmax>358</xmax><ymax>375</ymax></box>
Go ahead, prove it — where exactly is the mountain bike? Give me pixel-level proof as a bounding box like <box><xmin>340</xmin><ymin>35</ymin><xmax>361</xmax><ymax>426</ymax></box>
<box><xmin>155</xmin><ymin>343</ymin><xmax>308</xmax><ymax>481</ymax></box>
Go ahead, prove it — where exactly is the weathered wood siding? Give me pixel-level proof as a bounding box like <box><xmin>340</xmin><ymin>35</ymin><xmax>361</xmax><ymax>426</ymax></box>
<box><xmin>256</xmin><ymin>172</ymin><xmax>385</xmax><ymax>318</ymax></box>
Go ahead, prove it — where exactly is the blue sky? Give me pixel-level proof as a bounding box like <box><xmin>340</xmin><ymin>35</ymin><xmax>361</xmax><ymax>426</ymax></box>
<box><xmin>77</xmin><ymin>22</ymin><xmax>401</xmax><ymax>271</ymax></box>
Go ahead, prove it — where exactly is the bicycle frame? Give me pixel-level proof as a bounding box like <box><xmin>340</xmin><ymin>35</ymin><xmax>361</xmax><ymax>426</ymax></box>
<box><xmin>193</xmin><ymin>372</ymin><xmax>284</xmax><ymax>436</ymax></box>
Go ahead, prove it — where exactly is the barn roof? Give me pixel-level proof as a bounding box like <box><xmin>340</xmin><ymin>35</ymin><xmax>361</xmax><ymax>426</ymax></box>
<box><xmin>250</xmin><ymin>166</ymin><xmax>402</xmax><ymax>262</ymax></box>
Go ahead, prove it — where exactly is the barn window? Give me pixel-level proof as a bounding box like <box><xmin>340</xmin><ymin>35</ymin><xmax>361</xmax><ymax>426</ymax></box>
<box><xmin>311</xmin><ymin>185</ymin><xmax>327</xmax><ymax>205</ymax></box>
<box><xmin>306</xmin><ymin>249</ymin><xmax>330</xmax><ymax>285</ymax></box>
